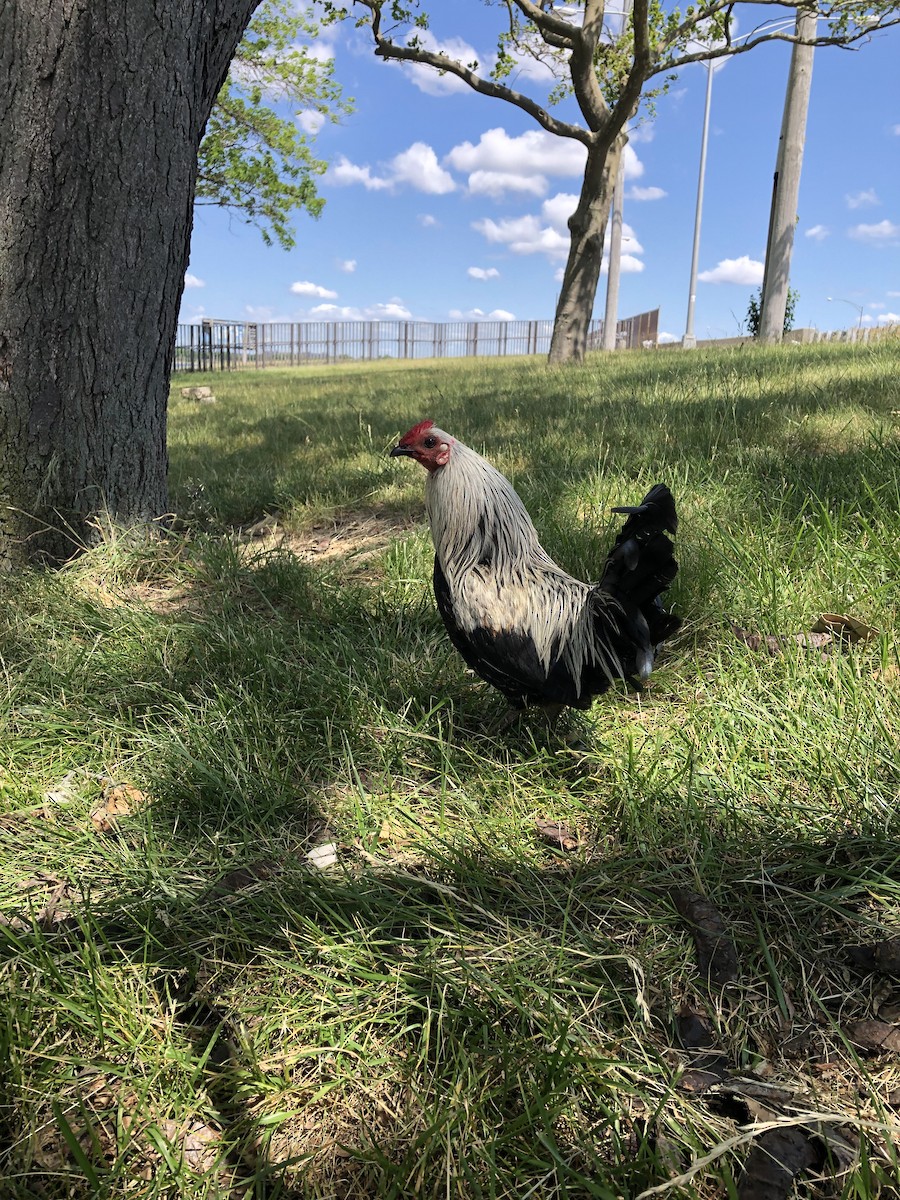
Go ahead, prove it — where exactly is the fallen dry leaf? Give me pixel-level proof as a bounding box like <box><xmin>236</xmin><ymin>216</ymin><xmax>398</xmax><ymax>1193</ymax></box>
<box><xmin>671</xmin><ymin>889</ymin><xmax>740</xmax><ymax>986</ymax></box>
<box><xmin>677</xmin><ymin>1068</ymin><xmax>724</xmax><ymax>1094</ymax></box>
<box><xmin>874</xmin><ymin>938</ymin><xmax>900</xmax><ymax>974</ymax></box>
<box><xmin>811</xmin><ymin>613</ymin><xmax>879</xmax><ymax>644</ymax></box>
<box><xmin>731</xmin><ymin>612</ymin><xmax>879</xmax><ymax>659</ymax></box>
<box><xmin>736</xmin><ymin>1126</ymin><xmax>818</xmax><ymax>1200</ymax></box>
<box><xmin>847</xmin><ymin>1019</ymin><xmax>900</xmax><ymax>1054</ymax></box>
<box><xmin>90</xmin><ymin>781</ymin><xmax>149</xmax><ymax>833</ymax></box>
<box><xmin>157</xmin><ymin>1118</ymin><xmax>222</xmax><ymax>1174</ymax></box>
<box><xmin>847</xmin><ymin>936</ymin><xmax>900</xmax><ymax>978</ymax></box>
<box><xmin>675</xmin><ymin>1004</ymin><xmax>718</xmax><ymax>1052</ymax></box>
<box><xmin>534</xmin><ymin>819</ymin><xmax>579</xmax><ymax>852</ymax></box>
<box><xmin>0</xmin><ymin>877</ymin><xmax>78</xmax><ymax>934</ymax></box>
<box><xmin>731</xmin><ymin>625</ymin><xmax>833</xmax><ymax>654</ymax></box>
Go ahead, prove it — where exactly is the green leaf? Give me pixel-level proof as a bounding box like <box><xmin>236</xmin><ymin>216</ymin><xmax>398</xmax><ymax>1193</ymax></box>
<box><xmin>198</xmin><ymin>0</ymin><xmax>352</xmax><ymax>250</ymax></box>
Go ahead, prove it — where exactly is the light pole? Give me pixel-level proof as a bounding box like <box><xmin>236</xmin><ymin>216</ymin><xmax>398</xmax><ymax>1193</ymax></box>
<box><xmin>682</xmin><ymin>60</ymin><xmax>713</xmax><ymax>349</ymax></box>
<box><xmin>826</xmin><ymin>296</ymin><xmax>864</xmax><ymax>332</ymax></box>
<box><xmin>682</xmin><ymin>19</ymin><xmax>797</xmax><ymax>349</ymax></box>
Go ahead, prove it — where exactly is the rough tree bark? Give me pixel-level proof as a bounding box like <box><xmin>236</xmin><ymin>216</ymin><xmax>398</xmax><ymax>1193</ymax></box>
<box><xmin>548</xmin><ymin>140</ymin><xmax>622</xmax><ymax>365</ymax></box>
<box><xmin>0</xmin><ymin>0</ymin><xmax>260</xmax><ymax>568</ymax></box>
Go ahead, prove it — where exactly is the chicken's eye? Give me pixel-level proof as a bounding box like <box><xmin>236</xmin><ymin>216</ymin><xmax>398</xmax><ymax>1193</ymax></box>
<box><xmin>423</xmin><ymin>436</ymin><xmax>437</xmax><ymax>449</ymax></box>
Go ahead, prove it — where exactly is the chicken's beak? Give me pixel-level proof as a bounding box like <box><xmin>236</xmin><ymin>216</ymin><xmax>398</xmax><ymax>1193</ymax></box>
<box><xmin>390</xmin><ymin>444</ymin><xmax>414</xmax><ymax>458</ymax></box>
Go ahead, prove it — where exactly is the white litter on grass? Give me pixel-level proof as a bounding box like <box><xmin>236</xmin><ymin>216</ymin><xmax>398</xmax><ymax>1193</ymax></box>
<box><xmin>306</xmin><ymin>842</ymin><xmax>339</xmax><ymax>870</ymax></box>
<box><xmin>43</xmin><ymin>772</ymin><xmax>82</xmax><ymax>806</ymax></box>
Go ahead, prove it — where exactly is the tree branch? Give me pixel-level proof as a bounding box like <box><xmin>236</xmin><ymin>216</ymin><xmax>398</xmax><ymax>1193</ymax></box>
<box><xmin>606</xmin><ymin>0</ymin><xmax>653</xmax><ymax>136</ymax></box>
<box><xmin>357</xmin><ymin>0</ymin><xmax>592</xmax><ymax>144</ymax></box>
<box><xmin>561</xmin><ymin>0</ymin><xmax>613</xmax><ymax>131</ymax></box>
<box><xmin>651</xmin><ymin>12</ymin><xmax>900</xmax><ymax>78</ymax></box>
<box><xmin>508</xmin><ymin>0</ymin><xmax>579</xmax><ymax>46</ymax></box>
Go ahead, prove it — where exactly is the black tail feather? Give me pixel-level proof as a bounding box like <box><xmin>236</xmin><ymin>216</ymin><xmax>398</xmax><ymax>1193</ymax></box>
<box><xmin>601</xmin><ymin>483</ymin><xmax>680</xmax><ymax>643</ymax></box>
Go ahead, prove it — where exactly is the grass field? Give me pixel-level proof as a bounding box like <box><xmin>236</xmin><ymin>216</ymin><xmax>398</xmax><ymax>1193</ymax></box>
<box><xmin>1</xmin><ymin>341</ymin><xmax>899</xmax><ymax>1198</ymax></box>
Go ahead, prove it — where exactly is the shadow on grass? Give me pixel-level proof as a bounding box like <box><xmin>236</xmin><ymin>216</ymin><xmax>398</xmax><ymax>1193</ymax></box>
<box><xmin>2</xmin><ymin>341</ymin><xmax>898</xmax><ymax>1194</ymax></box>
<box><xmin>8</xmin><ymin>803</ymin><xmax>900</xmax><ymax>1196</ymax></box>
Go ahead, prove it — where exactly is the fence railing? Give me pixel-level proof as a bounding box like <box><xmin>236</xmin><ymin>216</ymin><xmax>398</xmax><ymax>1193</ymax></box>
<box><xmin>806</xmin><ymin>322</ymin><xmax>899</xmax><ymax>344</ymax></box>
<box><xmin>172</xmin><ymin>309</ymin><xmax>660</xmax><ymax>372</ymax></box>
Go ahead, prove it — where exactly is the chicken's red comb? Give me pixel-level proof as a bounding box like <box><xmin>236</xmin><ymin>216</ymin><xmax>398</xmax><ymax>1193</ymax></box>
<box><xmin>398</xmin><ymin>419</ymin><xmax>434</xmax><ymax>444</ymax></box>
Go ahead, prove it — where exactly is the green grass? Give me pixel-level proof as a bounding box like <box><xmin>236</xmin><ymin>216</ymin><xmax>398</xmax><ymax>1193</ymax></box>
<box><xmin>1</xmin><ymin>341</ymin><xmax>899</xmax><ymax>1197</ymax></box>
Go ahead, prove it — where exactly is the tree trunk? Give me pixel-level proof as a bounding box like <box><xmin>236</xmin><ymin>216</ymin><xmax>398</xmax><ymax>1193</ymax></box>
<box><xmin>548</xmin><ymin>139</ymin><xmax>622</xmax><ymax>366</ymax></box>
<box><xmin>0</xmin><ymin>0</ymin><xmax>259</xmax><ymax>568</ymax></box>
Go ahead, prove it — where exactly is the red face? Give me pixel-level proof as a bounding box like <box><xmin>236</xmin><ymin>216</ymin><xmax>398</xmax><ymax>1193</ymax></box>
<box><xmin>390</xmin><ymin>420</ymin><xmax>453</xmax><ymax>472</ymax></box>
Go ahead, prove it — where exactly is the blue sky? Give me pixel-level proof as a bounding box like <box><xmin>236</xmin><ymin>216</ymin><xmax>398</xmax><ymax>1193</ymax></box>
<box><xmin>181</xmin><ymin>4</ymin><xmax>900</xmax><ymax>343</ymax></box>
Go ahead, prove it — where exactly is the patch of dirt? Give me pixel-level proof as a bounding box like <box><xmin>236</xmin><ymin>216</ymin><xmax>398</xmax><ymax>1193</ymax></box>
<box><xmin>244</xmin><ymin>511</ymin><xmax>420</xmax><ymax>571</ymax></box>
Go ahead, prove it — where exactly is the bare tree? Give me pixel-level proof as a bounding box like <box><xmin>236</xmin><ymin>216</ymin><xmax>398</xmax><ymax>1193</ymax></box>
<box><xmin>0</xmin><ymin>0</ymin><xmax>262</xmax><ymax>567</ymax></box>
<box><xmin>329</xmin><ymin>0</ymin><xmax>900</xmax><ymax>364</ymax></box>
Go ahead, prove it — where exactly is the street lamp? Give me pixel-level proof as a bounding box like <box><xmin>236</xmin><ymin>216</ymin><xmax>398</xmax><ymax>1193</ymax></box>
<box><xmin>826</xmin><ymin>296</ymin><xmax>864</xmax><ymax>332</ymax></box>
<box><xmin>682</xmin><ymin>19</ymin><xmax>797</xmax><ymax>348</ymax></box>
<box><xmin>682</xmin><ymin>60</ymin><xmax>713</xmax><ymax>349</ymax></box>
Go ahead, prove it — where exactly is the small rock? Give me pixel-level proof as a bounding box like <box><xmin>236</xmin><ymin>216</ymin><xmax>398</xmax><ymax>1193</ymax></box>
<box><xmin>180</xmin><ymin>386</ymin><xmax>216</xmax><ymax>402</ymax></box>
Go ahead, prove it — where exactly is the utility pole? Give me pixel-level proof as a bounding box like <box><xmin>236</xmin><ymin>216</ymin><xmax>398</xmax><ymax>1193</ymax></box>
<box><xmin>759</xmin><ymin>5</ymin><xmax>817</xmax><ymax>343</ymax></box>
<box><xmin>682</xmin><ymin>61</ymin><xmax>714</xmax><ymax>349</ymax></box>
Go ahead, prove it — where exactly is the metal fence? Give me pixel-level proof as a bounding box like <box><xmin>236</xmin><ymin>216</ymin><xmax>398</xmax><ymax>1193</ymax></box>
<box><xmin>807</xmin><ymin>322</ymin><xmax>899</xmax><ymax>344</ymax></box>
<box><xmin>172</xmin><ymin>309</ymin><xmax>660</xmax><ymax>372</ymax></box>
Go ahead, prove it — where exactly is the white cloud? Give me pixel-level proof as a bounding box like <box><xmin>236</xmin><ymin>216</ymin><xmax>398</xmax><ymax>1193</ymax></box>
<box><xmin>327</xmin><ymin>155</ymin><xmax>393</xmax><ymax>191</ymax></box>
<box><xmin>399</xmin><ymin>31</ymin><xmax>481</xmax><ymax>96</ymax></box>
<box><xmin>627</xmin><ymin>122</ymin><xmax>656</xmax><ymax>144</ymax></box>
<box><xmin>304</xmin><ymin>36</ymin><xmax>337</xmax><ymax>64</ymax></box>
<box><xmin>467</xmin><ymin>170</ymin><xmax>548</xmax><ymax>199</ymax></box>
<box><xmin>698</xmin><ymin>255</ymin><xmax>764</xmax><ymax>285</ymax></box>
<box><xmin>500</xmin><ymin>46</ymin><xmax>559</xmax><ymax>86</ymax></box>
<box><xmin>602</xmin><ymin>252</ymin><xmax>644</xmax><ymax>275</ymax></box>
<box><xmin>449</xmin><ymin>307</ymin><xmax>516</xmax><ymax>321</ymax></box>
<box><xmin>627</xmin><ymin>185</ymin><xmax>667</xmax><ymax>201</ymax></box>
<box><xmin>473</xmin><ymin>192</ymin><xmax>646</xmax><ymax>273</ymax></box>
<box><xmin>619</xmin><ymin>225</ymin><xmax>644</xmax><ymax>255</ymax></box>
<box><xmin>184</xmin><ymin>273</ymin><xmax>205</xmax><ymax>288</ymax></box>
<box><xmin>290</xmin><ymin>280</ymin><xmax>338</xmax><ymax>299</ymax></box>
<box><xmin>879</xmin><ymin>312</ymin><xmax>900</xmax><ymax>323</ymax></box>
<box><xmin>296</xmin><ymin>110</ymin><xmax>326</xmax><ymax>135</ymax></box>
<box><xmin>447</xmin><ymin>127</ymin><xmax>585</xmax><ymax>188</ymax></box>
<box><xmin>468</xmin><ymin>266</ymin><xmax>500</xmax><ymax>280</ymax></box>
<box><xmin>622</xmin><ymin>144</ymin><xmax>644</xmax><ymax>180</ymax></box>
<box><xmin>849</xmin><ymin>219</ymin><xmax>900</xmax><ymax>243</ymax></box>
<box><xmin>541</xmin><ymin>192</ymin><xmax>577</xmax><ymax>233</ymax></box>
<box><xmin>805</xmin><ymin>224</ymin><xmax>830</xmax><ymax>241</ymax></box>
<box><xmin>327</xmin><ymin>144</ymin><xmax>455</xmax><ymax>195</ymax></box>
<box><xmin>308</xmin><ymin>299</ymin><xmax>415</xmax><ymax>320</ymax></box>
<box><xmin>418</xmin><ymin>214</ymin><xmax>439</xmax><ymax>228</ymax></box>
<box><xmin>473</xmin><ymin>213</ymin><xmax>569</xmax><ymax>260</ymax></box>
<box><xmin>336</xmin><ymin>259</ymin><xmax>357</xmax><ymax>273</ymax></box>
<box><xmin>444</xmin><ymin>127</ymin><xmax>644</xmax><ymax>200</ymax></box>
<box><xmin>390</xmin><ymin>142</ymin><xmax>456</xmax><ymax>194</ymax></box>
<box><xmin>893</xmin><ymin>124</ymin><xmax>900</xmax><ymax>135</ymax></box>
<box><xmin>846</xmin><ymin>189</ymin><xmax>880</xmax><ymax>209</ymax></box>
<box><xmin>658</xmin><ymin>331</ymin><xmax>679</xmax><ymax>343</ymax></box>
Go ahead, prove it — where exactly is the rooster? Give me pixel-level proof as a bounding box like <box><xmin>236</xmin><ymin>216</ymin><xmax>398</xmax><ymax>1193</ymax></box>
<box><xmin>390</xmin><ymin>421</ymin><xmax>680</xmax><ymax>722</ymax></box>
